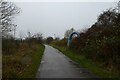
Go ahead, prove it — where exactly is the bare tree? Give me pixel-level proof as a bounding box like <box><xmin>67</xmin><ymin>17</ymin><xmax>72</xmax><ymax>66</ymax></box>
<box><xmin>19</xmin><ymin>31</ymin><xmax>25</xmax><ymax>40</ymax></box>
<box><xmin>55</xmin><ymin>36</ymin><xmax>60</xmax><ymax>40</ymax></box>
<box><xmin>0</xmin><ymin>0</ymin><xmax>20</xmax><ymax>38</ymax></box>
<box><xmin>64</xmin><ymin>28</ymin><xmax>75</xmax><ymax>38</ymax></box>
<box><xmin>27</xmin><ymin>32</ymin><xmax>31</xmax><ymax>39</ymax></box>
<box><xmin>32</xmin><ymin>32</ymin><xmax>43</xmax><ymax>42</ymax></box>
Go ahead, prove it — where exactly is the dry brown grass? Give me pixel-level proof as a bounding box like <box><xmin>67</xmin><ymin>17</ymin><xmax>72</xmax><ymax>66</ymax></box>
<box><xmin>3</xmin><ymin>41</ymin><xmax>44</xmax><ymax>78</ymax></box>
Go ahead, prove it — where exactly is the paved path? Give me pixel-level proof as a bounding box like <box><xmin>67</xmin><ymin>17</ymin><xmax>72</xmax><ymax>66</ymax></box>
<box><xmin>36</xmin><ymin>45</ymin><xmax>98</xmax><ymax>78</ymax></box>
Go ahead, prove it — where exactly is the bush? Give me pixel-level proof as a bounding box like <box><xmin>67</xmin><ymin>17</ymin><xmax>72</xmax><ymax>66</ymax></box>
<box><xmin>2</xmin><ymin>38</ymin><xmax>19</xmax><ymax>55</ymax></box>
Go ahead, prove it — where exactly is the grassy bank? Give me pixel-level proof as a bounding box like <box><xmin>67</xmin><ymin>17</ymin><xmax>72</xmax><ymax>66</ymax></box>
<box><xmin>3</xmin><ymin>43</ymin><xmax>45</xmax><ymax>78</ymax></box>
<box><xmin>50</xmin><ymin>44</ymin><xmax>119</xmax><ymax>78</ymax></box>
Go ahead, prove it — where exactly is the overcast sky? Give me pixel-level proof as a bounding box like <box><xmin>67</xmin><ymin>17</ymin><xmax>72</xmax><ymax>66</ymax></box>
<box><xmin>14</xmin><ymin>2</ymin><xmax>117</xmax><ymax>39</ymax></box>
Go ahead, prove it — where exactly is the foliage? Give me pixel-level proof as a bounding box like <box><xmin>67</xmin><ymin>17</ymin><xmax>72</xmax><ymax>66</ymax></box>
<box><xmin>51</xmin><ymin>44</ymin><xmax>120</xmax><ymax>78</ymax></box>
<box><xmin>2</xmin><ymin>38</ymin><xmax>19</xmax><ymax>55</ymax></box>
<box><xmin>52</xmin><ymin>38</ymin><xmax>67</xmax><ymax>47</ymax></box>
<box><xmin>77</xmin><ymin>9</ymin><xmax>120</xmax><ymax>72</ymax></box>
<box><xmin>0</xmin><ymin>0</ymin><xmax>20</xmax><ymax>37</ymax></box>
<box><xmin>97</xmin><ymin>9</ymin><xmax>119</xmax><ymax>27</ymax></box>
<box><xmin>46</xmin><ymin>36</ymin><xmax>53</xmax><ymax>44</ymax></box>
<box><xmin>2</xmin><ymin>41</ymin><xmax>45</xmax><ymax>78</ymax></box>
<box><xmin>55</xmin><ymin>37</ymin><xmax>60</xmax><ymax>40</ymax></box>
<box><xmin>2</xmin><ymin>31</ymin><xmax>45</xmax><ymax>78</ymax></box>
<box><xmin>64</xmin><ymin>28</ymin><xmax>75</xmax><ymax>38</ymax></box>
<box><xmin>51</xmin><ymin>8</ymin><xmax>120</xmax><ymax>77</ymax></box>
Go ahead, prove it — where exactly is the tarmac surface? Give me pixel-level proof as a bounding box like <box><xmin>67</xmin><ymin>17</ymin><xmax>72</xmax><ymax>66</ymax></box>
<box><xmin>36</xmin><ymin>45</ymin><xmax>98</xmax><ymax>78</ymax></box>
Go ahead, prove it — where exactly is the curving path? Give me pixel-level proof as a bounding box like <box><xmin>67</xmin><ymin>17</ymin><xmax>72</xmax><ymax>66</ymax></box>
<box><xmin>36</xmin><ymin>45</ymin><xmax>98</xmax><ymax>78</ymax></box>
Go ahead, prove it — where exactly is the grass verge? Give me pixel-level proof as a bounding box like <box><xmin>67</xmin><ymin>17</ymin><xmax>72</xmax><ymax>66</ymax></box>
<box><xmin>50</xmin><ymin>44</ymin><xmax>119</xmax><ymax>79</ymax></box>
<box><xmin>3</xmin><ymin>43</ymin><xmax>45</xmax><ymax>78</ymax></box>
<box><xmin>20</xmin><ymin>44</ymin><xmax>45</xmax><ymax>78</ymax></box>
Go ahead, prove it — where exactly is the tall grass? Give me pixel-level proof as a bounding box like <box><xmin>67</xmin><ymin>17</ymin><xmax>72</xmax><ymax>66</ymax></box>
<box><xmin>2</xmin><ymin>39</ymin><xmax>45</xmax><ymax>78</ymax></box>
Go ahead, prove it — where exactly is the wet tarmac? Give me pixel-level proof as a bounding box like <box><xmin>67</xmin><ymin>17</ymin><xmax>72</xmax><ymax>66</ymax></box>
<box><xmin>36</xmin><ymin>45</ymin><xmax>98</xmax><ymax>78</ymax></box>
